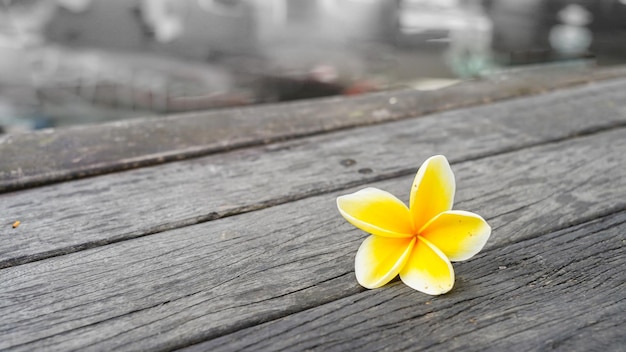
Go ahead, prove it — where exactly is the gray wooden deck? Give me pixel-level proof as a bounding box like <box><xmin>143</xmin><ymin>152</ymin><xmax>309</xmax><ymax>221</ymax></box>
<box><xmin>1</xmin><ymin>65</ymin><xmax>625</xmax><ymax>351</ymax></box>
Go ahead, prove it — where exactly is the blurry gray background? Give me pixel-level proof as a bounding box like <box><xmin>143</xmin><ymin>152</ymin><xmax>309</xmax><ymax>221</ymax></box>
<box><xmin>1</xmin><ymin>0</ymin><xmax>625</xmax><ymax>132</ymax></box>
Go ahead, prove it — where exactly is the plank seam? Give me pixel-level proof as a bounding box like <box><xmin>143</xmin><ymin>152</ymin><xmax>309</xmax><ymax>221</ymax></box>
<box><xmin>2</xmin><ymin>122</ymin><xmax>626</xmax><ymax>270</ymax></box>
<box><xmin>2</xmin><ymin>73</ymin><xmax>625</xmax><ymax>194</ymax></box>
<box><xmin>172</xmin><ymin>208</ymin><xmax>626</xmax><ymax>351</ymax></box>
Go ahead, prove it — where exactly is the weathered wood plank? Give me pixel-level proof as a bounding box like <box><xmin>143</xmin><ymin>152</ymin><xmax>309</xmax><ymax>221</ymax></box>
<box><xmin>3</xmin><ymin>78</ymin><xmax>626</xmax><ymax>268</ymax></box>
<box><xmin>190</xmin><ymin>212</ymin><xmax>626</xmax><ymax>352</ymax></box>
<box><xmin>1</xmin><ymin>128</ymin><xmax>625</xmax><ymax>351</ymax></box>
<box><xmin>1</xmin><ymin>64</ymin><xmax>626</xmax><ymax>192</ymax></box>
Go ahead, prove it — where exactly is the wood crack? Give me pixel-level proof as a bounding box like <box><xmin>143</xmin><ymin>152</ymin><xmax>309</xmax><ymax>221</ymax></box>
<box><xmin>3</xmin><ymin>123</ymin><xmax>626</xmax><ymax>271</ymax></box>
<box><xmin>176</xmin><ymin>209</ymin><xmax>626</xmax><ymax>351</ymax></box>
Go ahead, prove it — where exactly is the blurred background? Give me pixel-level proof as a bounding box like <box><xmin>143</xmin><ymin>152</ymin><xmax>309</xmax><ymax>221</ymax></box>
<box><xmin>1</xmin><ymin>0</ymin><xmax>625</xmax><ymax>132</ymax></box>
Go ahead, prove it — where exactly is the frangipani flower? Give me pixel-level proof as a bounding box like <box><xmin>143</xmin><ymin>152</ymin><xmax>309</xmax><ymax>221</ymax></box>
<box><xmin>337</xmin><ymin>155</ymin><xmax>490</xmax><ymax>295</ymax></box>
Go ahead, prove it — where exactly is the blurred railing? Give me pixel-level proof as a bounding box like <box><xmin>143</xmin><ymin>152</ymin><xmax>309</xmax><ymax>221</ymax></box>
<box><xmin>1</xmin><ymin>0</ymin><xmax>625</xmax><ymax>132</ymax></box>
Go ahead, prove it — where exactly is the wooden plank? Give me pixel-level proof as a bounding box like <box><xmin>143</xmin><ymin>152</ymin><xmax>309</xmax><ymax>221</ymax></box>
<box><xmin>3</xmin><ymin>78</ymin><xmax>626</xmax><ymax>268</ymax></box>
<box><xmin>189</xmin><ymin>211</ymin><xmax>626</xmax><ymax>352</ymax></box>
<box><xmin>1</xmin><ymin>128</ymin><xmax>625</xmax><ymax>351</ymax></box>
<box><xmin>2</xmin><ymin>64</ymin><xmax>626</xmax><ymax>192</ymax></box>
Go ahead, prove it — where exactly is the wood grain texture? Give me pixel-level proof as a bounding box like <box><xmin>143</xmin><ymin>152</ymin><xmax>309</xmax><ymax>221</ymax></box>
<box><xmin>1</xmin><ymin>128</ymin><xmax>625</xmax><ymax>351</ymax></box>
<box><xmin>2</xmin><ymin>64</ymin><xmax>626</xmax><ymax>192</ymax></box>
<box><xmin>3</xmin><ymin>78</ymin><xmax>626</xmax><ymax>268</ymax></box>
<box><xmin>190</xmin><ymin>212</ymin><xmax>626</xmax><ymax>352</ymax></box>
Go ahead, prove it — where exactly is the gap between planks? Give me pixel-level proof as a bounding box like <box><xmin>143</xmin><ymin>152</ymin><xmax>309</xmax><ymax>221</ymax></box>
<box><xmin>187</xmin><ymin>211</ymin><xmax>626</xmax><ymax>352</ymax></box>
<box><xmin>2</xmin><ymin>65</ymin><xmax>626</xmax><ymax>193</ymax></box>
<box><xmin>1</xmin><ymin>127</ymin><xmax>625</xmax><ymax>350</ymax></box>
<box><xmin>3</xmin><ymin>78</ymin><xmax>626</xmax><ymax>269</ymax></box>
<box><xmin>2</xmin><ymin>123</ymin><xmax>625</xmax><ymax>271</ymax></box>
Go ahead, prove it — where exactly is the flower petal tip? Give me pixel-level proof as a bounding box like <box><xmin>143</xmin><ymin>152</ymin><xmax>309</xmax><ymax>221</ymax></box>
<box><xmin>400</xmin><ymin>237</ymin><xmax>455</xmax><ymax>295</ymax></box>
<box><xmin>419</xmin><ymin>210</ymin><xmax>491</xmax><ymax>262</ymax></box>
<box><xmin>410</xmin><ymin>154</ymin><xmax>456</xmax><ymax>231</ymax></box>
<box><xmin>355</xmin><ymin>236</ymin><xmax>416</xmax><ymax>289</ymax></box>
<box><xmin>337</xmin><ymin>188</ymin><xmax>413</xmax><ymax>238</ymax></box>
